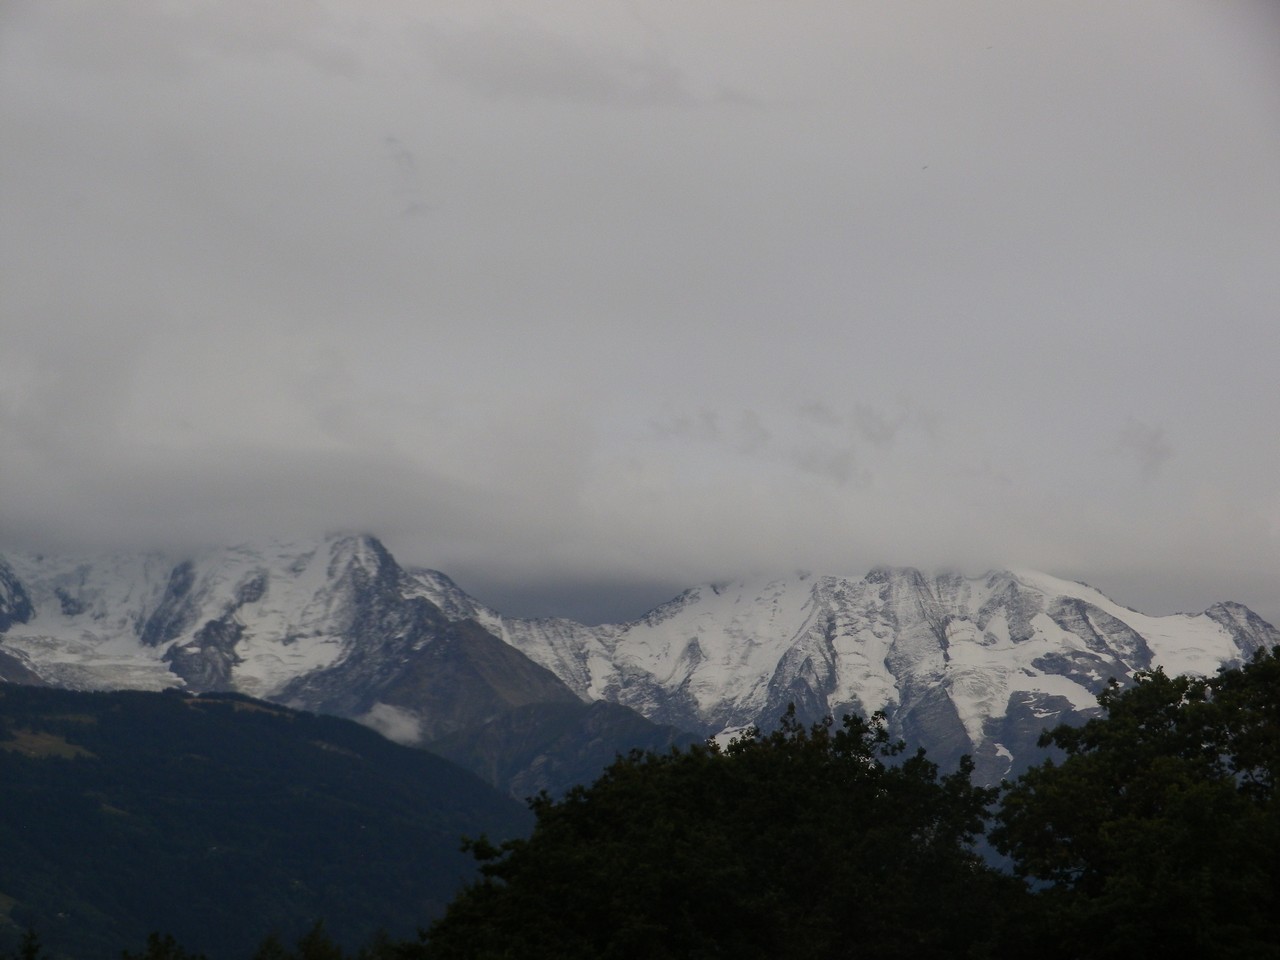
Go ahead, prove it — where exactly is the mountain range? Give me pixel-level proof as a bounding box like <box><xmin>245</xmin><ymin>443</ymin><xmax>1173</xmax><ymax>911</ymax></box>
<box><xmin>2</xmin><ymin>534</ymin><xmax>1276</xmax><ymax>787</ymax></box>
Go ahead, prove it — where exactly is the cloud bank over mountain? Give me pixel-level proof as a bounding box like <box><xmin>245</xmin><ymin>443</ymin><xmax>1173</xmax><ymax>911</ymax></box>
<box><xmin>3</xmin><ymin>1</ymin><xmax>1279</xmax><ymax>623</ymax></box>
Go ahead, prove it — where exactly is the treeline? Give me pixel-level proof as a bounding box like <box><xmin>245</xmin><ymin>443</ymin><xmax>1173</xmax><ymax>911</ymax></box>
<box><xmin>10</xmin><ymin>649</ymin><xmax>1280</xmax><ymax>960</ymax></box>
<box><xmin>4</xmin><ymin>925</ymin><xmax>421</xmax><ymax>960</ymax></box>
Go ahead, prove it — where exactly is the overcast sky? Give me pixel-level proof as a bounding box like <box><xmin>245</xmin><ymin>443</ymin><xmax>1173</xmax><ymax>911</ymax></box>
<box><xmin>3</xmin><ymin>1</ymin><xmax>1279</xmax><ymax>624</ymax></box>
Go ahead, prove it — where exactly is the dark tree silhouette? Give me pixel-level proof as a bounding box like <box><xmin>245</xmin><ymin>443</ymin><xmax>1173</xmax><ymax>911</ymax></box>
<box><xmin>421</xmin><ymin>706</ymin><xmax>1017</xmax><ymax>959</ymax></box>
<box><xmin>993</xmin><ymin>648</ymin><xmax>1280</xmax><ymax>959</ymax></box>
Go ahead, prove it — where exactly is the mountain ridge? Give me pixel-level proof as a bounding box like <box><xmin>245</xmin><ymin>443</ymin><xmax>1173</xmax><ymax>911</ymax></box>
<box><xmin>2</xmin><ymin>534</ymin><xmax>1275</xmax><ymax>785</ymax></box>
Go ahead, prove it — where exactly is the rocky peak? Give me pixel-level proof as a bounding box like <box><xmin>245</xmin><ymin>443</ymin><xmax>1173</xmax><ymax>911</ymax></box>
<box><xmin>0</xmin><ymin>559</ymin><xmax>34</xmax><ymax>632</ymax></box>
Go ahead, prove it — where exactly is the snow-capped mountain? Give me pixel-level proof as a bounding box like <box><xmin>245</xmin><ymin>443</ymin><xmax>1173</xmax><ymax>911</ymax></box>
<box><xmin>0</xmin><ymin>536</ymin><xmax>579</xmax><ymax>743</ymax></box>
<box><xmin>2</xmin><ymin>537</ymin><xmax>395</xmax><ymax>697</ymax></box>
<box><xmin>2</xmin><ymin>535</ymin><xmax>1276</xmax><ymax>784</ymax></box>
<box><xmin>412</xmin><ymin>563</ymin><xmax>1279</xmax><ymax>782</ymax></box>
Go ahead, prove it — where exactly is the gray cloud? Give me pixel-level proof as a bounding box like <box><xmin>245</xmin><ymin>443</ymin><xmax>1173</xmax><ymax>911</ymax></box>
<box><xmin>5</xmin><ymin>0</ymin><xmax>361</xmax><ymax>79</ymax></box>
<box><xmin>735</xmin><ymin>410</ymin><xmax>771</xmax><ymax>456</ymax></box>
<box><xmin>415</xmin><ymin>18</ymin><xmax>692</xmax><ymax>106</ymax></box>
<box><xmin>792</xmin><ymin>444</ymin><xmax>862</xmax><ymax>487</ymax></box>
<box><xmin>2</xmin><ymin>0</ymin><xmax>1279</xmax><ymax>628</ymax></box>
<box><xmin>797</xmin><ymin>400</ymin><xmax>842</xmax><ymax>428</ymax></box>
<box><xmin>382</xmin><ymin>135</ymin><xmax>433</xmax><ymax>218</ymax></box>
<box><xmin>650</xmin><ymin>409</ymin><xmax>721</xmax><ymax>444</ymax></box>
<box><xmin>853</xmin><ymin>403</ymin><xmax>908</xmax><ymax>450</ymax></box>
<box><xmin>1113</xmin><ymin>420</ymin><xmax>1175</xmax><ymax>481</ymax></box>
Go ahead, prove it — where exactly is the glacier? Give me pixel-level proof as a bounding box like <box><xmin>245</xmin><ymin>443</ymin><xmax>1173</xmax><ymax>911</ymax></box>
<box><xmin>2</xmin><ymin>534</ymin><xmax>1276</xmax><ymax>784</ymax></box>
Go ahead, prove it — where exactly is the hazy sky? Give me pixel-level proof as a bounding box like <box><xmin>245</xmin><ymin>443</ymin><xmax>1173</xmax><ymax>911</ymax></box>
<box><xmin>3</xmin><ymin>1</ymin><xmax>1279</xmax><ymax>624</ymax></box>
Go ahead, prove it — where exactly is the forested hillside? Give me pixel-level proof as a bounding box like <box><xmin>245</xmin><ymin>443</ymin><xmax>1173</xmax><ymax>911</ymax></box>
<box><xmin>4</xmin><ymin>649</ymin><xmax>1278</xmax><ymax>959</ymax></box>
<box><xmin>0</xmin><ymin>688</ymin><xmax>530</xmax><ymax>958</ymax></box>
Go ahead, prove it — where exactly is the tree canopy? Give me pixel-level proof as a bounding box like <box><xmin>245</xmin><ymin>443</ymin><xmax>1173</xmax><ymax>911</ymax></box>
<box><xmin>422</xmin><ymin>650</ymin><xmax>1280</xmax><ymax>959</ymax></box>
<box><xmin>421</xmin><ymin>707</ymin><xmax>1018</xmax><ymax>960</ymax></box>
<box><xmin>7</xmin><ymin>649</ymin><xmax>1279</xmax><ymax>958</ymax></box>
<box><xmin>992</xmin><ymin>647</ymin><xmax>1280</xmax><ymax>959</ymax></box>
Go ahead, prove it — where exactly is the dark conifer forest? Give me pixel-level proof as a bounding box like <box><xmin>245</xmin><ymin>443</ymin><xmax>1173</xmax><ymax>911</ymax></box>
<box><xmin>0</xmin><ymin>689</ymin><xmax>530</xmax><ymax>958</ymax></box>
<box><xmin>3</xmin><ymin>649</ymin><xmax>1278</xmax><ymax>959</ymax></box>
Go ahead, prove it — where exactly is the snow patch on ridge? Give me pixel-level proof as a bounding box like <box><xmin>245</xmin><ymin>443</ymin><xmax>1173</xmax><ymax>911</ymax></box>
<box><xmin>1009</xmin><ymin>569</ymin><xmax>1240</xmax><ymax>677</ymax></box>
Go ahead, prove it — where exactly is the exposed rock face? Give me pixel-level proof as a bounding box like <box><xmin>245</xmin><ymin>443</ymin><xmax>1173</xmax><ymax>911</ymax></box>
<box><xmin>0</xmin><ymin>536</ymin><xmax>679</xmax><ymax>794</ymax></box>
<box><xmin>163</xmin><ymin>615</ymin><xmax>244</xmax><ymax>690</ymax></box>
<box><xmin>3</xmin><ymin>538</ymin><xmax>1276</xmax><ymax>786</ymax></box>
<box><xmin>0</xmin><ymin>559</ymin><xmax>34</xmax><ymax>632</ymax></box>
<box><xmin>3</xmin><ymin>537</ymin><xmax>602</xmax><ymax>745</ymax></box>
<box><xmin>414</xmin><ymin>564</ymin><xmax>1279</xmax><ymax>783</ymax></box>
<box><xmin>1204</xmin><ymin>602</ymin><xmax>1278</xmax><ymax>663</ymax></box>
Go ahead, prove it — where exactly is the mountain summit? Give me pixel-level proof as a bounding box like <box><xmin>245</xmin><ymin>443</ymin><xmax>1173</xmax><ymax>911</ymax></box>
<box><xmin>414</xmin><ymin>563</ymin><xmax>1277</xmax><ymax>781</ymax></box>
<box><xmin>2</xmin><ymin>536</ymin><xmax>1275</xmax><ymax>783</ymax></box>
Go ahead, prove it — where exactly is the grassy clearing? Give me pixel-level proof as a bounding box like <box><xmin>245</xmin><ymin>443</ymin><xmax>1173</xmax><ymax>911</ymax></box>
<box><xmin>0</xmin><ymin>728</ymin><xmax>95</xmax><ymax>759</ymax></box>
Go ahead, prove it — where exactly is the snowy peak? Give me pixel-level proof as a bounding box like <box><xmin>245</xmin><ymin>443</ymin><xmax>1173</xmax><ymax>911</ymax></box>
<box><xmin>3</xmin><ymin>542</ymin><xmax>1276</xmax><ymax>787</ymax></box>
<box><xmin>1202</xmin><ymin>601</ymin><xmax>1275</xmax><ymax>662</ymax></box>
<box><xmin>0</xmin><ymin>534</ymin><xmax>410</xmax><ymax>697</ymax></box>
<box><xmin>432</xmin><ymin>565</ymin><xmax>1277</xmax><ymax>783</ymax></box>
<box><xmin>0</xmin><ymin>534</ymin><xmax>608</xmax><ymax>762</ymax></box>
<box><xmin>0</xmin><ymin>558</ymin><xmax>35</xmax><ymax>631</ymax></box>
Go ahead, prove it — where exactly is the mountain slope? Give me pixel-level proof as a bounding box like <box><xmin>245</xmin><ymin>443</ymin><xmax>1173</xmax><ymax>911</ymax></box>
<box><xmin>415</xmin><ymin>565</ymin><xmax>1279</xmax><ymax>782</ymax></box>
<box><xmin>428</xmin><ymin>699</ymin><xmax>701</xmax><ymax>800</ymax></box>
<box><xmin>0</xmin><ymin>685</ymin><xmax>531</xmax><ymax>958</ymax></box>
<box><xmin>0</xmin><ymin>538</ymin><xmax>583</xmax><ymax>736</ymax></box>
<box><xmin>3</xmin><ymin>539</ymin><xmax>1275</xmax><ymax>785</ymax></box>
<box><xmin>0</xmin><ymin>537</ymin><xmax>700</xmax><ymax>796</ymax></box>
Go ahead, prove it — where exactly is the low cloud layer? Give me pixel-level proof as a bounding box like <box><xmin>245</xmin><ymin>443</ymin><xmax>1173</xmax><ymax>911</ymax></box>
<box><xmin>3</xmin><ymin>1</ymin><xmax>1279</xmax><ymax>625</ymax></box>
